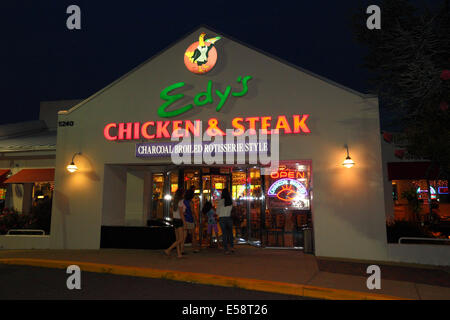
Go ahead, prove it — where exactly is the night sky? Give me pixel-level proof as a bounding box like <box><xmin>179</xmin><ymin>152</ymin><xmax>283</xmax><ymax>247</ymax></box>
<box><xmin>0</xmin><ymin>0</ymin><xmax>438</xmax><ymax>125</ymax></box>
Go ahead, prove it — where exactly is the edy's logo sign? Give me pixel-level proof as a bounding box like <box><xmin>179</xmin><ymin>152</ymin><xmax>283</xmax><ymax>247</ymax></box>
<box><xmin>158</xmin><ymin>76</ymin><xmax>252</xmax><ymax>118</ymax></box>
<box><xmin>184</xmin><ymin>33</ymin><xmax>221</xmax><ymax>74</ymax></box>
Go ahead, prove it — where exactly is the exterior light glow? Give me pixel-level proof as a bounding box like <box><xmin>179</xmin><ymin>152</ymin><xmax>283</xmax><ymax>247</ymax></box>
<box><xmin>342</xmin><ymin>145</ymin><xmax>355</xmax><ymax>168</ymax></box>
<box><xmin>164</xmin><ymin>194</ymin><xmax>172</xmax><ymax>201</ymax></box>
<box><xmin>66</xmin><ymin>162</ymin><xmax>78</xmax><ymax>173</ymax></box>
<box><xmin>67</xmin><ymin>152</ymin><xmax>81</xmax><ymax>173</ymax></box>
<box><xmin>343</xmin><ymin>156</ymin><xmax>355</xmax><ymax>168</ymax></box>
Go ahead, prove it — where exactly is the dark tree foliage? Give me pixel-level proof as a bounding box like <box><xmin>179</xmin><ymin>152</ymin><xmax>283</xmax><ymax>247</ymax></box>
<box><xmin>352</xmin><ymin>0</ymin><xmax>450</xmax><ymax>180</ymax></box>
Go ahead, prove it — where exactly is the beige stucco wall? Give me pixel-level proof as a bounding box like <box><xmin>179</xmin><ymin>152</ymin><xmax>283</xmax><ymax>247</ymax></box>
<box><xmin>49</xmin><ymin>28</ymin><xmax>389</xmax><ymax>261</ymax></box>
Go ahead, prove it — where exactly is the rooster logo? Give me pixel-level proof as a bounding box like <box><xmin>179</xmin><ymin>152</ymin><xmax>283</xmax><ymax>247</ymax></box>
<box><xmin>184</xmin><ymin>33</ymin><xmax>221</xmax><ymax>74</ymax></box>
<box><xmin>276</xmin><ymin>184</ymin><xmax>298</xmax><ymax>202</ymax></box>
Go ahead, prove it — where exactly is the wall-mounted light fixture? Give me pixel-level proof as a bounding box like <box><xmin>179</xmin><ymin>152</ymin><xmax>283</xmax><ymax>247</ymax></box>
<box><xmin>342</xmin><ymin>145</ymin><xmax>355</xmax><ymax>168</ymax></box>
<box><xmin>67</xmin><ymin>152</ymin><xmax>82</xmax><ymax>173</ymax></box>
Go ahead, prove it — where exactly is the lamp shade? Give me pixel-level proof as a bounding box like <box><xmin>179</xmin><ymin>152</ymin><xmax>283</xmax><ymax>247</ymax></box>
<box><xmin>66</xmin><ymin>162</ymin><xmax>78</xmax><ymax>173</ymax></box>
<box><xmin>342</xmin><ymin>156</ymin><xmax>355</xmax><ymax>168</ymax></box>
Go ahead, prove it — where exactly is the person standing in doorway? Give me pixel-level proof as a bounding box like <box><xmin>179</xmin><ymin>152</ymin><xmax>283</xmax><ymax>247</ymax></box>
<box><xmin>202</xmin><ymin>200</ymin><xmax>220</xmax><ymax>248</ymax></box>
<box><xmin>217</xmin><ymin>188</ymin><xmax>234</xmax><ymax>254</ymax></box>
<box><xmin>182</xmin><ymin>188</ymin><xmax>200</xmax><ymax>253</ymax></box>
<box><xmin>165</xmin><ymin>188</ymin><xmax>185</xmax><ymax>258</ymax></box>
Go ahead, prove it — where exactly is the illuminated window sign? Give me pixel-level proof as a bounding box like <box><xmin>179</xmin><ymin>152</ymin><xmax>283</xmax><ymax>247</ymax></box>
<box><xmin>267</xmin><ymin>178</ymin><xmax>308</xmax><ymax>200</ymax></box>
<box><xmin>104</xmin><ymin>114</ymin><xmax>310</xmax><ymax>141</ymax></box>
<box><xmin>416</xmin><ymin>186</ymin><xmax>437</xmax><ymax>200</ymax></box>
<box><xmin>438</xmin><ymin>187</ymin><xmax>448</xmax><ymax>194</ymax></box>
<box><xmin>266</xmin><ymin>161</ymin><xmax>311</xmax><ymax>210</ymax></box>
<box><xmin>270</xmin><ymin>169</ymin><xmax>306</xmax><ymax>180</ymax></box>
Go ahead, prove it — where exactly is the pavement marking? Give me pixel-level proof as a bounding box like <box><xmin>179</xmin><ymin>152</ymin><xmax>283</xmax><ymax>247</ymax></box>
<box><xmin>0</xmin><ymin>258</ymin><xmax>406</xmax><ymax>300</ymax></box>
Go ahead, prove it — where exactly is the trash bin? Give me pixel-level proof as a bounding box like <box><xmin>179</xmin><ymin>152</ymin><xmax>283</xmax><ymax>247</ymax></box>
<box><xmin>303</xmin><ymin>228</ymin><xmax>313</xmax><ymax>254</ymax></box>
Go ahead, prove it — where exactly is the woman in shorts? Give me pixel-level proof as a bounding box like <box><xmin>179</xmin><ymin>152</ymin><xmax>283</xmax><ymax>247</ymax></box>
<box><xmin>165</xmin><ymin>189</ymin><xmax>185</xmax><ymax>258</ymax></box>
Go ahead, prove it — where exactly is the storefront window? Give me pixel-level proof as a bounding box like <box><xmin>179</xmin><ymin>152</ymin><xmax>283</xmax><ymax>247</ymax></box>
<box><xmin>392</xmin><ymin>179</ymin><xmax>449</xmax><ymax>219</ymax></box>
<box><xmin>248</xmin><ymin>168</ymin><xmax>262</xmax><ymax>243</ymax></box>
<box><xmin>184</xmin><ymin>169</ymin><xmax>201</xmax><ymax>243</ymax></box>
<box><xmin>28</xmin><ymin>182</ymin><xmax>53</xmax><ymax>234</ymax></box>
<box><xmin>170</xmin><ymin>172</ymin><xmax>178</xmax><ymax>196</ymax></box>
<box><xmin>152</xmin><ymin>173</ymin><xmax>164</xmax><ymax>219</ymax></box>
<box><xmin>231</xmin><ymin>168</ymin><xmax>247</xmax><ymax>242</ymax></box>
<box><xmin>389</xmin><ymin>179</ymin><xmax>449</xmax><ymax>242</ymax></box>
<box><xmin>232</xmin><ymin>170</ymin><xmax>246</xmax><ymax>200</ymax></box>
<box><xmin>184</xmin><ymin>169</ymin><xmax>200</xmax><ymax>192</ymax></box>
<box><xmin>263</xmin><ymin>161</ymin><xmax>312</xmax><ymax>248</ymax></box>
<box><xmin>33</xmin><ymin>182</ymin><xmax>53</xmax><ymax>202</ymax></box>
<box><xmin>0</xmin><ymin>188</ymin><xmax>6</xmax><ymax>211</ymax></box>
<box><xmin>143</xmin><ymin>164</ymin><xmax>314</xmax><ymax>250</ymax></box>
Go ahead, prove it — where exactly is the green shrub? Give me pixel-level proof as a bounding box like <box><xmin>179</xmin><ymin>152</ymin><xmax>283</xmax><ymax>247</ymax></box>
<box><xmin>0</xmin><ymin>197</ymin><xmax>52</xmax><ymax>235</ymax></box>
<box><xmin>0</xmin><ymin>208</ymin><xmax>33</xmax><ymax>234</ymax></box>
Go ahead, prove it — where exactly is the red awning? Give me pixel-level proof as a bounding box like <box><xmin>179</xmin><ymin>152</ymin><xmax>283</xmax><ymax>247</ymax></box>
<box><xmin>4</xmin><ymin>168</ymin><xmax>55</xmax><ymax>184</ymax></box>
<box><xmin>387</xmin><ymin>162</ymin><xmax>440</xmax><ymax>181</ymax></box>
<box><xmin>0</xmin><ymin>169</ymin><xmax>11</xmax><ymax>186</ymax></box>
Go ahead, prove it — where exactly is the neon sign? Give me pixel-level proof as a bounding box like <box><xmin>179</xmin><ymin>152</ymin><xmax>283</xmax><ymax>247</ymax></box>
<box><xmin>267</xmin><ymin>178</ymin><xmax>308</xmax><ymax>205</ymax></box>
<box><xmin>438</xmin><ymin>187</ymin><xmax>448</xmax><ymax>194</ymax></box>
<box><xmin>158</xmin><ymin>76</ymin><xmax>252</xmax><ymax>118</ymax></box>
<box><xmin>103</xmin><ymin>114</ymin><xmax>311</xmax><ymax>141</ymax></box>
<box><xmin>270</xmin><ymin>169</ymin><xmax>305</xmax><ymax>180</ymax></box>
<box><xmin>266</xmin><ymin>161</ymin><xmax>311</xmax><ymax>210</ymax></box>
<box><xmin>417</xmin><ymin>186</ymin><xmax>437</xmax><ymax>200</ymax></box>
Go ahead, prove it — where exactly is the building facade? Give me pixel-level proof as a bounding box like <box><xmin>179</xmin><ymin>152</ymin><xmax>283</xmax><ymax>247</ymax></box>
<box><xmin>1</xmin><ymin>28</ymin><xmax>448</xmax><ymax>265</ymax></box>
<box><xmin>50</xmin><ymin>28</ymin><xmax>388</xmax><ymax>261</ymax></box>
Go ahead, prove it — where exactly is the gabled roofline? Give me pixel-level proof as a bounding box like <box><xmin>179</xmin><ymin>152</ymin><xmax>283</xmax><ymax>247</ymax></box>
<box><xmin>200</xmin><ymin>25</ymin><xmax>376</xmax><ymax>99</ymax></box>
<box><xmin>59</xmin><ymin>24</ymin><xmax>376</xmax><ymax>116</ymax></box>
<box><xmin>59</xmin><ymin>25</ymin><xmax>206</xmax><ymax>116</ymax></box>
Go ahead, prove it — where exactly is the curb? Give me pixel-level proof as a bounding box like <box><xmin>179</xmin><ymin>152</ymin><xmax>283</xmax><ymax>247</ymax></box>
<box><xmin>0</xmin><ymin>258</ymin><xmax>405</xmax><ymax>300</ymax></box>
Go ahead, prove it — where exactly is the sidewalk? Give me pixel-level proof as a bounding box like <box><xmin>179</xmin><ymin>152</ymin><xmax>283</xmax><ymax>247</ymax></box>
<box><xmin>0</xmin><ymin>245</ymin><xmax>449</xmax><ymax>300</ymax></box>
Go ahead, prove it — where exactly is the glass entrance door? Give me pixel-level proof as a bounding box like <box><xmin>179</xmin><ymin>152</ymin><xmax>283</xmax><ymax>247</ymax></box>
<box><xmin>231</xmin><ymin>169</ymin><xmax>247</xmax><ymax>243</ymax></box>
<box><xmin>201</xmin><ymin>173</ymin><xmax>231</xmax><ymax>203</ymax></box>
<box><xmin>247</xmin><ymin>168</ymin><xmax>263</xmax><ymax>246</ymax></box>
<box><xmin>200</xmin><ymin>168</ymin><xmax>231</xmax><ymax>246</ymax></box>
<box><xmin>230</xmin><ymin>167</ymin><xmax>263</xmax><ymax>246</ymax></box>
<box><xmin>151</xmin><ymin>173</ymin><xmax>165</xmax><ymax>220</ymax></box>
